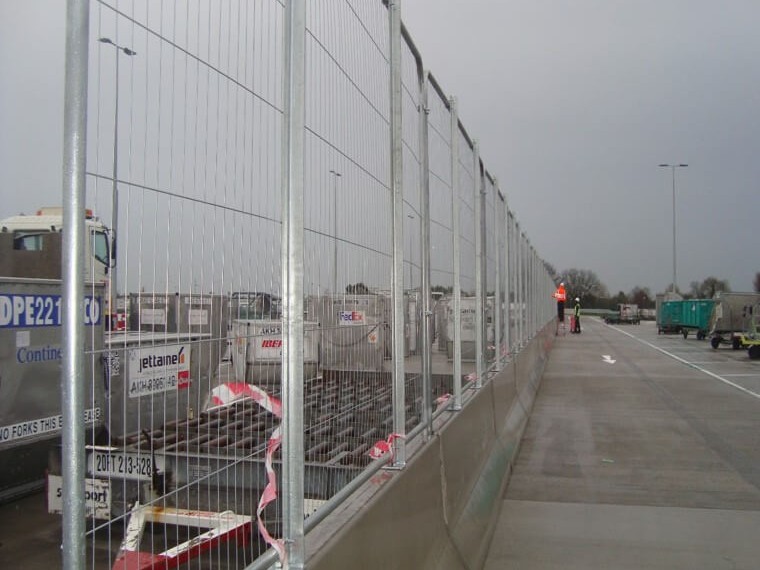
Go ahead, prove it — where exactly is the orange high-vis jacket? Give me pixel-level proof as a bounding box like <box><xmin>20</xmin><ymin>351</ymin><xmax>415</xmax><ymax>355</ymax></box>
<box><xmin>553</xmin><ymin>285</ymin><xmax>566</xmax><ymax>302</ymax></box>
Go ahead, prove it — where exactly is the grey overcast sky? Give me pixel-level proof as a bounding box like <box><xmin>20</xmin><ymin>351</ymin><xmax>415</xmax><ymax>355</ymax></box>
<box><xmin>402</xmin><ymin>0</ymin><xmax>760</xmax><ymax>295</ymax></box>
<box><xmin>1</xmin><ymin>1</ymin><xmax>758</xmax><ymax>296</ymax></box>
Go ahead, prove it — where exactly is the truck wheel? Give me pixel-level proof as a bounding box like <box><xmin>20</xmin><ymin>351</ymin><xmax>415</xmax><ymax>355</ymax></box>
<box><xmin>696</xmin><ymin>331</ymin><xmax>704</xmax><ymax>340</ymax></box>
<box><xmin>732</xmin><ymin>337</ymin><xmax>742</xmax><ymax>350</ymax></box>
<box><xmin>749</xmin><ymin>345</ymin><xmax>760</xmax><ymax>359</ymax></box>
<box><xmin>682</xmin><ymin>329</ymin><xmax>688</xmax><ymax>339</ymax></box>
<box><xmin>710</xmin><ymin>337</ymin><xmax>720</xmax><ymax>349</ymax></box>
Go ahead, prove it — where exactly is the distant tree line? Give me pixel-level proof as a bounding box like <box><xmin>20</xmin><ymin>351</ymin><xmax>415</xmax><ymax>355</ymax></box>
<box><xmin>354</xmin><ymin>270</ymin><xmax>760</xmax><ymax>309</ymax></box>
<box><xmin>552</xmin><ymin>269</ymin><xmax>760</xmax><ymax>310</ymax></box>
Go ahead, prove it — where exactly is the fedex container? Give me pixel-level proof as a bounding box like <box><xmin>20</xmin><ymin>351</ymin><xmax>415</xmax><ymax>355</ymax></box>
<box><xmin>306</xmin><ymin>294</ymin><xmax>388</xmax><ymax>371</ymax></box>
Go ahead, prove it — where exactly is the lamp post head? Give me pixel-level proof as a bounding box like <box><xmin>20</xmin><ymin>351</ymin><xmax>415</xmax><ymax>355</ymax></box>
<box><xmin>98</xmin><ymin>37</ymin><xmax>136</xmax><ymax>56</ymax></box>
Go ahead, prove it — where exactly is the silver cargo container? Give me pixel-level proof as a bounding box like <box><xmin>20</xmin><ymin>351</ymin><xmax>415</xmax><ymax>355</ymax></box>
<box><xmin>435</xmin><ymin>296</ymin><xmax>450</xmax><ymax>352</ymax></box>
<box><xmin>128</xmin><ymin>292</ymin><xmax>179</xmax><ymax>333</ymax></box>
<box><xmin>709</xmin><ymin>291</ymin><xmax>760</xmax><ymax>349</ymax></box>
<box><xmin>0</xmin><ymin>278</ymin><xmax>106</xmax><ymax>502</ymax></box>
<box><xmin>177</xmin><ymin>294</ymin><xmax>228</xmax><ymax>335</ymax></box>
<box><xmin>230</xmin><ymin>319</ymin><xmax>320</xmax><ymax>385</ymax></box>
<box><xmin>306</xmin><ymin>294</ymin><xmax>389</xmax><ymax>371</ymax></box>
<box><xmin>445</xmin><ymin>296</ymin><xmax>494</xmax><ymax>362</ymax></box>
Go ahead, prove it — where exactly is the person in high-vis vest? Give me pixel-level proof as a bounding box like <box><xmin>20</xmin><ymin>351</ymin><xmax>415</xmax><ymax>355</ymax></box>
<box><xmin>553</xmin><ymin>282</ymin><xmax>567</xmax><ymax>322</ymax></box>
<box><xmin>572</xmin><ymin>297</ymin><xmax>581</xmax><ymax>333</ymax></box>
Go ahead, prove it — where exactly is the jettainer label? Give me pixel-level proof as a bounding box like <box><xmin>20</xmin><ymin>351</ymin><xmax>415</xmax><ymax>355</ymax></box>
<box><xmin>127</xmin><ymin>344</ymin><xmax>191</xmax><ymax>398</ymax></box>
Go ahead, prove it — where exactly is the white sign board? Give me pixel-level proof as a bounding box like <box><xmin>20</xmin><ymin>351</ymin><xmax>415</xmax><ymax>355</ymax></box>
<box><xmin>47</xmin><ymin>474</ymin><xmax>111</xmax><ymax>520</ymax></box>
<box><xmin>140</xmin><ymin>308</ymin><xmax>166</xmax><ymax>325</ymax></box>
<box><xmin>188</xmin><ymin>309</ymin><xmax>208</xmax><ymax>326</ymax></box>
<box><xmin>127</xmin><ymin>344</ymin><xmax>190</xmax><ymax>398</ymax></box>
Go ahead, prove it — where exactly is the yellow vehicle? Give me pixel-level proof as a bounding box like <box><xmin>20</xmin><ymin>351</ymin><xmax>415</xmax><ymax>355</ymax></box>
<box><xmin>737</xmin><ymin>303</ymin><xmax>760</xmax><ymax>359</ymax></box>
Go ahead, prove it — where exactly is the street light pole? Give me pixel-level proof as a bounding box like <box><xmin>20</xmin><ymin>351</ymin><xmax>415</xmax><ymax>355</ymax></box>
<box><xmin>329</xmin><ymin>169</ymin><xmax>342</xmax><ymax>293</ymax></box>
<box><xmin>658</xmin><ymin>163</ymin><xmax>688</xmax><ymax>295</ymax></box>
<box><xmin>99</xmin><ymin>37</ymin><xmax>135</xmax><ymax>323</ymax></box>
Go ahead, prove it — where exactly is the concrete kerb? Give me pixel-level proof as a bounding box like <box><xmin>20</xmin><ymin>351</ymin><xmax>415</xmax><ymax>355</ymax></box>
<box><xmin>307</xmin><ymin>324</ymin><xmax>554</xmax><ymax>569</ymax></box>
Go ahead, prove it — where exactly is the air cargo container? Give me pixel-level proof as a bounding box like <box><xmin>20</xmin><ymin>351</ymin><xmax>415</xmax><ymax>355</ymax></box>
<box><xmin>229</xmin><ymin>319</ymin><xmax>320</xmax><ymax>385</ymax></box>
<box><xmin>657</xmin><ymin>300</ymin><xmax>683</xmax><ymax>334</ymax></box>
<box><xmin>709</xmin><ymin>292</ymin><xmax>760</xmax><ymax>349</ymax></box>
<box><xmin>679</xmin><ymin>299</ymin><xmax>715</xmax><ymax>339</ymax></box>
<box><xmin>306</xmin><ymin>294</ymin><xmax>391</xmax><ymax>371</ymax></box>
<box><xmin>445</xmin><ymin>296</ymin><xmax>495</xmax><ymax>362</ymax></box>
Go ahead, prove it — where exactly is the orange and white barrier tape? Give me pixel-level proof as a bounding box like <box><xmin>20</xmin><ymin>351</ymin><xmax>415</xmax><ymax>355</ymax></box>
<box><xmin>368</xmin><ymin>433</ymin><xmax>405</xmax><ymax>461</ymax></box>
<box><xmin>207</xmin><ymin>382</ymin><xmax>285</xmax><ymax>564</ymax></box>
<box><xmin>434</xmin><ymin>393</ymin><xmax>452</xmax><ymax>410</ymax></box>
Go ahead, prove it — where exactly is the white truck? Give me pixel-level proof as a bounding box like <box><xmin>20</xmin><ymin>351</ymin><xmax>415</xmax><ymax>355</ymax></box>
<box><xmin>0</xmin><ymin>206</ymin><xmax>112</xmax><ymax>285</ymax></box>
<box><xmin>0</xmin><ymin>207</ymin><xmax>113</xmax><ymax>502</ymax></box>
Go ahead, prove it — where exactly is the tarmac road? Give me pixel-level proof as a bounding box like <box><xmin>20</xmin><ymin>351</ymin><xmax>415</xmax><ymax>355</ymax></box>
<box><xmin>485</xmin><ymin>318</ymin><xmax>760</xmax><ymax>570</ymax></box>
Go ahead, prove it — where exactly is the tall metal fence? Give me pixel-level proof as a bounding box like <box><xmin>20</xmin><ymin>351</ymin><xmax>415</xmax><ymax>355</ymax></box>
<box><xmin>57</xmin><ymin>1</ymin><xmax>555</xmax><ymax>568</ymax></box>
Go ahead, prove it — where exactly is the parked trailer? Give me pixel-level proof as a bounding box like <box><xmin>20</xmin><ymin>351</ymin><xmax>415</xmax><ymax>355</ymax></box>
<box><xmin>605</xmin><ymin>303</ymin><xmax>640</xmax><ymax>325</ymax></box>
<box><xmin>679</xmin><ymin>299</ymin><xmax>715</xmax><ymax>340</ymax></box>
<box><xmin>735</xmin><ymin>303</ymin><xmax>760</xmax><ymax>359</ymax></box>
<box><xmin>708</xmin><ymin>292</ymin><xmax>760</xmax><ymax>349</ymax></box>
<box><xmin>0</xmin><ymin>278</ymin><xmax>106</xmax><ymax>503</ymax></box>
<box><xmin>657</xmin><ymin>300</ymin><xmax>684</xmax><ymax>334</ymax></box>
<box><xmin>47</xmin><ymin>370</ymin><xmax>446</xmax><ymax>526</ymax></box>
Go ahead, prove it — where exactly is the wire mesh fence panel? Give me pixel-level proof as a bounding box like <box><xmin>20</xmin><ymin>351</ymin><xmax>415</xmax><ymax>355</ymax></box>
<box><xmin>75</xmin><ymin>1</ymin><xmax>287</xmax><ymax>567</ymax></box>
<box><xmin>484</xmin><ymin>174</ymin><xmax>498</xmax><ymax>369</ymax></box>
<box><xmin>38</xmin><ymin>1</ymin><xmax>558</xmax><ymax>568</ymax></box>
<box><xmin>426</xmin><ymin>81</ymin><xmax>456</xmax><ymax>388</ymax></box>
<box><xmin>400</xmin><ymin>35</ymin><xmax>425</xmax><ymax>434</ymax></box>
<box><xmin>456</xmin><ymin>129</ymin><xmax>477</xmax><ymax>381</ymax></box>
<box><xmin>302</xmin><ymin>0</ymin><xmax>396</xmax><ymax>519</ymax></box>
<box><xmin>497</xmin><ymin>194</ymin><xmax>509</xmax><ymax>363</ymax></box>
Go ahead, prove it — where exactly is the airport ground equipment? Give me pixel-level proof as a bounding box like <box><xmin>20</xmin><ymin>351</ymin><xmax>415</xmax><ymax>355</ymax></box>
<box><xmin>657</xmin><ymin>300</ymin><xmax>684</xmax><ymax>334</ymax></box>
<box><xmin>604</xmin><ymin>303</ymin><xmax>640</xmax><ymax>325</ymax></box>
<box><xmin>230</xmin><ymin>318</ymin><xmax>320</xmax><ymax>385</ymax></box>
<box><xmin>443</xmin><ymin>296</ymin><xmax>495</xmax><ymax>361</ymax></box>
<box><xmin>679</xmin><ymin>299</ymin><xmax>715</xmax><ymax>339</ymax></box>
<box><xmin>306</xmin><ymin>293</ymin><xmax>398</xmax><ymax>371</ymax></box>
<box><xmin>734</xmin><ymin>302</ymin><xmax>760</xmax><ymax>359</ymax></box>
<box><xmin>708</xmin><ymin>292</ymin><xmax>760</xmax><ymax>349</ymax></box>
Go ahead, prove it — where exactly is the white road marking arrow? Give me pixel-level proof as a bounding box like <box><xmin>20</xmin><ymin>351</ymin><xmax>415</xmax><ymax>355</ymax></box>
<box><xmin>602</xmin><ymin>355</ymin><xmax>616</xmax><ymax>364</ymax></box>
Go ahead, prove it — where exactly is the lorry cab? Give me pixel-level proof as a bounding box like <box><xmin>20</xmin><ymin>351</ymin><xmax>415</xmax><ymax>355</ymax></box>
<box><xmin>0</xmin><ymin>207</ymin><xmax>111</xmax><ymax>284</ymax></box>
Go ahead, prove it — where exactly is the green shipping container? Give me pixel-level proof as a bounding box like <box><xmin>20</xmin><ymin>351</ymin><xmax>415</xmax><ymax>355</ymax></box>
<box><xmin>680</xmin><ymin>299</ymin><xmax>715</xmax><ymax>339</ymax></box>
<box><xmin>658</xmin><ymin>300</ymin><xmax>683</xmax><ymax>334</ymax></box>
